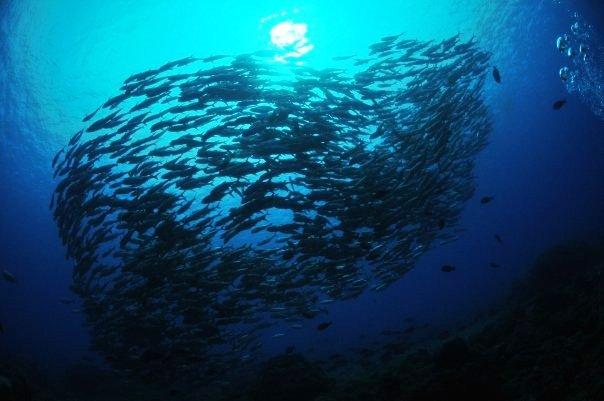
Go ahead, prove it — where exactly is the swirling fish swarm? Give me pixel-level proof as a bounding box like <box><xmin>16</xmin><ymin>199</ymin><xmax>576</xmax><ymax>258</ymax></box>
<box><xmin>51</xmin><ymin>34</ymin><xmax>491</xmax><ymax>382</ymax></box>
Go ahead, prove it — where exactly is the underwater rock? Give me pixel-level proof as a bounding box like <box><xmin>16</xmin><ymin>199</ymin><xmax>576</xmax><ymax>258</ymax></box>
<box><xmin>0</xmin><ymin>376</ymin><xmax>13</xmax><ymax>400</ymax></box>
<box><xmin>316</xmin><ymin>240</ymin><xmax>604</xmax><ymax>401</ymax></box>
<box><xmin>529</xmin><ymin>241</ymin><xmax>600</xmax><ymax>290</ymax></box>
<box><xmin>248</xmin><ymin>354</ymin><xmax>331</xmax><ymax>401</ymax></box>
<box><xmin>0</xmin><ymin>365</ymin><xmax>32</xmax><ymax>401</ymax></box>
<box><xmin>433</xmin><ymin>337</ymin><xmax>470</xmax><ymax>369</ymax></box>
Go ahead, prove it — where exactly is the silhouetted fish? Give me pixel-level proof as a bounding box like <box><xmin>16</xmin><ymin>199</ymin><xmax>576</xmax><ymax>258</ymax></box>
<box><xmin>480</xmin><ymin>196</ymin><xmax>494</xmax><ymax>204</ymax></box>
<box><xmin>2</xmin><ymin>270</ymin><xmax>16</xmax><ymax>284</ymax></box>
<box><xmin>489</xmin><ymin>262</ymin><xmax>500</xmax><ymax>268</ymax></box>
<box><xmin>317</xmin><ymin>322</ymin><xmax>332</xmax><ymax>331</ymax></box>
<box><xmin>553</xmin><ymin>99</ymin><xmax>567</xmax><ymax>110</ymax></box>
<box><xmin>494</xmin><ymin>234</ymin><xmax>503</xmax><ymax>244</ymax></box>
<box><xmin>438</xmin><ymin>218</ymin><xmax>445</xmax><ymax>230</ymax></box>
<box><xmin>492</xmin><ymin>66</ymin><xmax>501</xmax><ymax>83</ymax></box>
<box><xmin>441</xmin><ymin>265</ymin><xmax>455</xmax><ymax>272</ymax></box>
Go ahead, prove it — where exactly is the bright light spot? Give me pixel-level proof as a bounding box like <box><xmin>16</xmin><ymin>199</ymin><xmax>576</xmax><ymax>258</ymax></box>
<box><xmin>270</xmin><ymin>21</ymin><xmax>307</xmax><ymax>48</ymax></box>
<box><xmin>269</xmin><ymin>21</ymin><xmax>313</xmax><ymax>63</ymax></box>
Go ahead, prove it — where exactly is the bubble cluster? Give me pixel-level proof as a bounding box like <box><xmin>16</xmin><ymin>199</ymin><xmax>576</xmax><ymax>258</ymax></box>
<box><xmin>555</xmin><ymin>13</ymin><xmax>604</xmax><ymax>120</ymax></box>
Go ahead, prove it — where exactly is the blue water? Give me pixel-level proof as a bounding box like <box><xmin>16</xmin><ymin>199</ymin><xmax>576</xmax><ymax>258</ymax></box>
<box><xmin>0</xmin><ymin>0</ymin><xmax>603</xmax><ymax>394</ymax></box>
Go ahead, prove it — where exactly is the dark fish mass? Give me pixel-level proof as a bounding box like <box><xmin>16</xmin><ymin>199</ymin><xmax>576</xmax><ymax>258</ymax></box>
<box><xmin>492</xmin><ymin>66</ymin><xmax>501</xmax><ymax>83</ymax></box>
<box><xmin>553</xmin><ymin>99</ymin><xmax>567</xmax><ymax>110</ymax></box>
<box><xmin>441</xmin><ymin>265</ymin><xmax>456</xmax><ymax>272</ymax></box>
<box><xmin>50</xmin><ymin>33</ymin><xmax>492</xmax><ymax>384</ymax></box>
<box><xmin>489</xmin><ymin>262</ymin><xmax>501</xmax><ymax>268</ymax></box>
<box><xmin>494</xmin><ymin>234</ymin><xmax>503</xmax><ymax>244</ymax></box>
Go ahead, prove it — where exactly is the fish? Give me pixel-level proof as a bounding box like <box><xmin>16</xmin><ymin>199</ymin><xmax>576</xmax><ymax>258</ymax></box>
<box><xmin>317</xmin><ymin>322</ymin><xmax>332</xmax><ymax>331</ymax></box>
<box><xmin>440</xmin><ymin>265</ymin><xmax>455</xmax><ymax>272</ymax></box>
<box><xmin>2</xmin><ymin>270</ymin><xmax>17</xmax><ymax>284</ymax></box>
<box><xmin>202</xmin><ymin>54</ymin><xmax>229</xmax><ymax>63</ymax></box>
<box><xmin>82</xmin><ymin>105</ymin><xmax>102</xmax><ymax>122</ymax></box>
<box><xmin>553</xmin><ymin>99</ymin><xmax>567</xmax><ymax>110</ymax></box>
<box><xmin>59</xmin><ymin>298</ymin><xmax>74</xmax><ymax>304</ymax></box>
<box><xmin>480</xmin><ymin>196</ymin><xmax>494</xmax><ymax>204</ymax></box>
<box><xmin>48</xmin><ymin>32</ymin><xmax>493</xmax><ymax>382</ymax></box>
<box><xmin>494</xmin><ymin>234</ymin><xmax>503</xmax><ymax>244</ymax></box>
<box><xmin>0</xmin><ymin>322</ymin><xmax>3</xmax><ymax>334</ymax></box>
<box><xmin>492</xmin><ymin>66</ymin><xmax>501</xmax><ymax>83</ymax></box>
<box><xmin>489</xmin><ymin>262</ymin><xmax>500</xmax><ymax>268</ymax></box>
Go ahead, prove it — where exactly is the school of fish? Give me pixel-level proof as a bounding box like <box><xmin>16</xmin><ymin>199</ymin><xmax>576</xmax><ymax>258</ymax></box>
<box><xmin>50</xmin><ymin>33</ymin><xmax>492</xmax><ymax>385</ymax></box>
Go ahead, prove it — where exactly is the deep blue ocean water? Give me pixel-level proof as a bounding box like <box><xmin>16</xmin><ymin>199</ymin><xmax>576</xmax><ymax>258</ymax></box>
<box><xmin>0</xmin><ymin>0</ymin><xmax>603</xmax><ymax>397</ymax></box>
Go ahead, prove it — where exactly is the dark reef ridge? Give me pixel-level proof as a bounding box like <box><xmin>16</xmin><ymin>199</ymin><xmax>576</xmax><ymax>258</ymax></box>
<box><xmin>306</xmin><ymin>241</ymin><xmax>604</xmax><ymax>401</ymax></box>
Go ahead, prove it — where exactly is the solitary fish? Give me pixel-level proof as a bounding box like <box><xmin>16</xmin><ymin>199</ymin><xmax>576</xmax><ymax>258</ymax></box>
<box><xmin>317</xmin><ymin>322</ymin><xmax>332</xmax><ymax>331</ymax></box>
<box><xmin>492</xmin><ymin>66</ymin><xmax>501</xmax><ymax>84</ymax></box>
<box><xmin>2</xmin><ymin>270</ymin><xmax>16</xmax><ymax>284</ymax></box>
<box><xmin>553</xmin><ymin>99</ymin><xmax>567</xmax><ymax>110</ymax></box>
<box><xmin>494</xmin><ymin>234</ymin><xmax>503</xmax><ymax>244</ymax></box>
<box><xmin>0</xmin><ymin>322</ymin><xmax>3</xmax><ymax>334</ymax></box>
<box><xmin>489</xmin><ymin>262</ymin><xmax>501</xmax><ymax>268</ymax></box>
<box><xmin>480</xmin><ymin>196</ymin><xmax>494</xmax><ymax>204</ymax></box>
<box><xmin>438</xmin><ymin>218</ymin><xmax>445</xmax><ymax>230</ymax></box>
<box><xmin>441</xmin><ymin>265</ymin><xmax>455</xmax><ymax>272</ymax></box>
